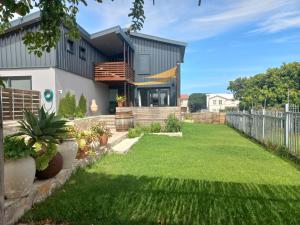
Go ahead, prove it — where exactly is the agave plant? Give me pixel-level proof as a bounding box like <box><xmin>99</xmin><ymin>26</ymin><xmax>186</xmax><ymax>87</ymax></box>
<box><xmin>15</xmin><ymin>106</ymin><xmax>68</xmax><ymax>146</ymax></box>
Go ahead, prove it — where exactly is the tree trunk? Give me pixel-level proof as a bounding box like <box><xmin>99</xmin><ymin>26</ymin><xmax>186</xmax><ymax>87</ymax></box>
<box><xmin>0</xmin><ymin>88</ymin><xmax>4</xmax><ymax>225</ymax></box>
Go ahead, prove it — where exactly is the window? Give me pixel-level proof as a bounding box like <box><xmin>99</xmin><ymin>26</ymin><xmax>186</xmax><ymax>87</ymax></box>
<box><xmin>219</xmin><ymin>100</ymin><xmax>222</xmax><ymax>105</ymax></box>
<box><xmin>138</xmin><ymin>54</ymin><xmax>151</xmax><ymax>75</ymax></box>
<box><xmin>79</xmin><ymin>46</ymin><xmax>86</xmax><ymax>60</ymax></box>
<box><xmin>213</xmin><ymin>100</ymin><xmax>216</xmax><ymax>105</ymax></box>
<box><xmin>1</xmin><ymin>76</ymin><xmax>32</xmax><ymax>90</ymax></box>
<box><xmin>67</xmin><ymin>39</ymin><xmax>74</xmax><ymax>54</ymax></box>
<box><xmin>139</xmin><ymin>88</ymin><xmax>170</xmax><ymax>106</ymax></box>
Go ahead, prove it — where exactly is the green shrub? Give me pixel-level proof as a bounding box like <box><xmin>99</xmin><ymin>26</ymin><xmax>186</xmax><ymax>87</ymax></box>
<box><xmin>128</xmin><ymin>128</ymin><xmax>142</xmax><ymax>138</ymax></box>
<box><xmin>4</xmin><ymin>136</ymin><xmax>35</xmax><ymax>161</ymax></box>
<box><xmin>165</xmin><ymin>114</ymin><xmax>182</xmax><ymax>132</ymax></box>
<box><xmin>75</xmin><ymin>94</ymin><xmax>87</xmax><ymax>118</ymax></box>
<box><xmin>150</xmin><ymin>122</ymin><xmax>161</xmax><ymax>133</ymax></box>
<box><xmin>58</xmin><ymin>92</ymin><xmax>76</xmax><ymax>118</ymax></box>
<box><xmin>35</xmin><ymin>142</ymin><xmax>58</xmax><ymax>171</ymax></box>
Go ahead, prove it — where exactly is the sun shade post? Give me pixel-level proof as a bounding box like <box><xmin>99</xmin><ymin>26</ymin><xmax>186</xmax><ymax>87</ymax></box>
<box><xmin>0</xmin><ymin>88</ymin><xmax>4</xmax><ymax>225</ymax></box>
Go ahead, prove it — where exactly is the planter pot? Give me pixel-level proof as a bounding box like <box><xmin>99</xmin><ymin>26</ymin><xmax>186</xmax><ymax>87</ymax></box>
<box><xmin>36</xmin><ymin>152</ymin><xmax>63</xmax><ymax>180</ymax></box>
<box><xmin>4</xmin><ymin>156</ymin><xmax>36</xmax><ymax>199</ymax></box>
<box><xmin>58</xmin><ymin>138</ymin><xmax>78</xmax><ymax>169</ymax></box>
<box><xmin>99</xmin><ymin>134</ymin><xmax>108</xmax><ymax>145</ymax></box>
<box><xmin>117</xmin><ymin>102</ymin><xmax>124</xmax><ymax>107</ymax></box>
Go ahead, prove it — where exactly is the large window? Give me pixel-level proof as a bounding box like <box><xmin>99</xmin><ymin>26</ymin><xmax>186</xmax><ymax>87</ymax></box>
<box><xmin>139</xmin><ymin>88</ymin><xmax>170</xmax><ymax>107</ymax></box>
<box><xmin>1</xmin><ymin>76</ymin><xmax>32</xmax><ymax>90</ymax></box>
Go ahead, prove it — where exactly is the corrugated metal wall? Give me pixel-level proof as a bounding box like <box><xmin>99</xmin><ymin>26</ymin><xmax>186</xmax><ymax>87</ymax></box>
<box><xmin>0</xmin><ymin>23</ymin><xmax>56</xmax><ymax>68</ymax></box>
<box><xmin>56</xmin><ymin>28</ymin><xmax>106</xmax><ymax>79</ymax></box>
<box><xmin>130</xmin><ymin>35</ymin><xmax>182</xmax><ymax>106</ymax></box>
<box><xmin>130</xmin><ymin>36</ymin><xmax>182</xmax><ymax>83</ymax></box>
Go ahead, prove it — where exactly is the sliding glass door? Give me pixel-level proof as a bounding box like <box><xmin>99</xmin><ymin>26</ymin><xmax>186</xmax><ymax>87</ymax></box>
<box><xmin>139</xmin><ymin>88</ymin><xmax>170</xmax><ymax>107</ymax></box>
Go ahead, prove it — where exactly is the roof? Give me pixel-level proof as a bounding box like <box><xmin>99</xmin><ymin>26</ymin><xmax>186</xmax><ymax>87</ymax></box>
<box><xmin>180</xmin><ymin>94</ymin><xmax>189</xmax><ymax>100</ymax></box>
<box><xmin>206</xmin><ymin>93</ymin><xmax>236</xmax><ymax>100</ymax></box>
<box><xmin>5</xmin><ymin>11</ymin><xmax>186</xmax><ymax>59</ymax></box>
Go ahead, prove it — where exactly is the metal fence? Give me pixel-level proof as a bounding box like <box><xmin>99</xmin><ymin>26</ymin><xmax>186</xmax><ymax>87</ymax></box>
<box><xmin>226</xmin><ymin>105</ymin><xmax>300</xmax><ymax>158</ymax></box>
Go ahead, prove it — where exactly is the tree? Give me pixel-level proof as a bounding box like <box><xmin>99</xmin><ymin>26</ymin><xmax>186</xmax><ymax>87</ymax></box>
<box><xmin>188</xmin><ymin>93</ymin><xmax>207</xmax><ymax>112</ymax></box>
<box><xmin>228</xmin><ymin>62</ymin><xmax>300</xmax><ymax>110</ymax></box>
<box><xmin>0</xmin><ymin>0</ymin><xmax>202</xmax><ymax>56</ymax></box>
<box><xmin>58</xmin><ymin>92</ymin><xmax>76</xmax><ymax>118</ymax></box>
<box><xmin>75</xmin><ymin>94</ymin><xmax>87</xmax><ymax>118</ymax></box>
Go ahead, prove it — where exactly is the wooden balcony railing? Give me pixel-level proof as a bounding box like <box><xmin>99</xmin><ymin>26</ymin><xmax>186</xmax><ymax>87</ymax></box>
<box><xmin>94</xmin><ymin>62</ymin><xmax>134</xmax><ymax>83</ymax></box>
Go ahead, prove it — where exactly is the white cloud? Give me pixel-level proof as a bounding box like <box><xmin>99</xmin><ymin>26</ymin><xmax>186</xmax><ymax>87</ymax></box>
<box><xmin>78</xmin><ymin>0</ymin><xmax>300</xmax><ymax>41</ymax></box>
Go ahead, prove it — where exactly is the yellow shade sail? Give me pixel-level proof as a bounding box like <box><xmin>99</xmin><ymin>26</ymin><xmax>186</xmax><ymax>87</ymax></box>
<box><xmin>133</xmin><ymin>78</ymin><xmax>171</xmax><ymax>86</ymax></box>
<box><xmin>145</xmin><ymin>66</ymin><xmax>177</xmax><ymax>79</ymax></box>
<box><xmin>133</xmin><ymin>66</ymin><xmax>177</xmax><ymax>86</ymax></box>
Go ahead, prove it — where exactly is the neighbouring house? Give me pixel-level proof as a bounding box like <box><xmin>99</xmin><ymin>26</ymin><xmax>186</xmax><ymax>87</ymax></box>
<box><xmin>206</xmin><ymin>93</ymin><xmax>239</xmax><ymax>112</ymax></box>
<box><xmin>0</xmin><ymin>12</ymin><xmax>186</xmax><ymax>115</ymax></box>
<box><xmin>180</xmin><ymin>94</ymin><xmax>189</xmax><ymax>113</ymax></box>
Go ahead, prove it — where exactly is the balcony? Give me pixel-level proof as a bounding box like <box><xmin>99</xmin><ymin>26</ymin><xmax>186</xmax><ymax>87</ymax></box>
<box><xmin>94</xmin><ymin>62</ymin><xmax>134</xmax><ymax>83</ymax></box>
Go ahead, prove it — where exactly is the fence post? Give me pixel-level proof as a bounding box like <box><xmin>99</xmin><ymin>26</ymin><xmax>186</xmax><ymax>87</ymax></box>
<box><xmin>262</xmin><ymin>109</ymin><xmax>265</xmax><ymax>141</ymax></box>
<box><xmin>284</xmin><ymin>104</ymin><xmax>289</xmax><ymax>147</ymax></box>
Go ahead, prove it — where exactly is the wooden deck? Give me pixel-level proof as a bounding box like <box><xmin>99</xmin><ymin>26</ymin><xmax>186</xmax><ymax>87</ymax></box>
<box><xmin>94</xmin><ymin>61</ymin><xmax>134</xmax><ymax>83</ymax></box>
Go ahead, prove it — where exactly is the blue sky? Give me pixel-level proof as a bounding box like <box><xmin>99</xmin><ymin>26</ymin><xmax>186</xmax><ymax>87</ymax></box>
<box><xmin>75</xmin><ymin>0</ymin><xmax>300</xmax><ymax>94</ymax></box>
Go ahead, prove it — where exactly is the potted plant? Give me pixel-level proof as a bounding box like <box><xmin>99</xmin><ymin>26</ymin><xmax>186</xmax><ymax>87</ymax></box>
<box><xmin>90</xmin><ymin>122</ymin><xmax>112</xmax><ymax>146</ymax></box>
<box><xmin>76</xmin><ymin>130</ymin><xmax>94</xmax><ymax>159</ymax></box>
<box><xmin>57</xmin><ymin>125</ymin><xmax>78</xmax><ymax>169</ymax></box>
<box><xmin>116</xmin><ymin>95</ymin><xmax>126</xmax><ymax>107</ymax></box>
<box><xmin>4</xmin><ymin>136</ymin><xmax>36</xmax><ymax>199</ymax></box>
<box><xmin>14</xmin><ymin>106</ymin><xmax>68</xmax><ymax>179</ymax></box>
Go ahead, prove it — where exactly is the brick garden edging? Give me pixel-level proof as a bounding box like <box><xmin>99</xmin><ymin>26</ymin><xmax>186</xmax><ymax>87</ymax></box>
<box><xmin>4</xmin><ymin>146</ymin><xmax>108</xmax><ymax>225</ymax></box>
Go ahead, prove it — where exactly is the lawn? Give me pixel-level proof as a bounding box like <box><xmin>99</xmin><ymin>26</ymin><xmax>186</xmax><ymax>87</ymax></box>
<box><xmin>22</xmin><ymin>123</ymin><xmax>300</xmax><ymax>225</ymax></box>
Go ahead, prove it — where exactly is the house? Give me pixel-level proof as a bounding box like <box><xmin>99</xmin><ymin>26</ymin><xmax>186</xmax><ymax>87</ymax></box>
<box><xmin>180</xmin><ymin>94</ymin><xmax>189</xmax><ymax>113</ymax></box>
<box><xmin>0</xmin><ymin>12</ymin><xmax>186</xmax><ymax>115</ymax></box>
<box><xmin>206</xmin><ymin>94</ymin><xmax>239</xmax><ymax>112</ymax></box>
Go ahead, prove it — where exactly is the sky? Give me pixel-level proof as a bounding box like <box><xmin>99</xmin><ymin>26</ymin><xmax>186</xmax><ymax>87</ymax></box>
<box><xmin>75</xmin><ymin>0</ymin><xmax>300</xmax><ymax>94</ymax></box>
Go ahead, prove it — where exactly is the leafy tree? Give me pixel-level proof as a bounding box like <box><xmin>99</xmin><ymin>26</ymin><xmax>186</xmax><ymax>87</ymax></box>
<box><xmin>75</xmin><ymin>94</ymin><xmax>87</xmax><ymax>118</ymax></box>
<box><xmin>228</xmin><ymin>62</ymin><xmax>300</xmax><ymax>110</ymax></box>
<box><xmin>58</xmin><ymin>92</ymin><xmax>76</xmax><ymax>118</ymax></box>
<box><xmin>188</xmin><ymin>93</ymin><xmax>207</xmax><ymax>112</ymax></box>
<box><xmin>0</xmin><ymin>0</ymin><xmax>202</xmax><ymax>56</ymax></box>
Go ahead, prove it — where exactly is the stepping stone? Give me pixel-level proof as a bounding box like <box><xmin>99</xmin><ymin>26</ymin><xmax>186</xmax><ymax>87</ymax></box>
<box><xmin>112</xmin><ymin>137</ymin><xmax>140</xmax><ymax>154</ymax></box>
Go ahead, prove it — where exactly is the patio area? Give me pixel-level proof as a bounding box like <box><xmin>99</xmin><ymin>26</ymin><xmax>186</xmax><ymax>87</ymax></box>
<box><xmin>21</xmin><ymin>123</ymin><xmax>300</xmax><ymax>225</ymax></box>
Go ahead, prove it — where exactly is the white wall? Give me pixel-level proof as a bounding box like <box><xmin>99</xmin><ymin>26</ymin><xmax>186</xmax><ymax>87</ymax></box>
<box><xmin>0</xmin><ymin>68</ymin><xmax>56</xmax><ymax>111</ymax></box>
<box><xmin>55</xmin><ymin>68</ymin><xmax>109</xmax><ymax>115</ymax></box>
<box><xmin>207</xmin><ymin>96</ymin><xmax>239</xmax><ymax>112</ymax></box>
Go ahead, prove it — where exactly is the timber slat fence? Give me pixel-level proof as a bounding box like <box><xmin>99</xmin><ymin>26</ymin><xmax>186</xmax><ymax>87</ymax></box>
<box><xmin>227</xmin><ymin>105</ymin><xmax>300</xmax><ymax>158</ymax></box>
<box><xmin>0</xmin><ymin>88</ymin><xmax>41</xmax><ymax>121</ymax></box>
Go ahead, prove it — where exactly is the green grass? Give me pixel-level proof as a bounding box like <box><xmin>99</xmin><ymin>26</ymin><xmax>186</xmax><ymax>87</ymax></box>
<box><xmin>22</xmin><ymin>123</ymin><xmax>300</xmax><ymax>225</ymax></box>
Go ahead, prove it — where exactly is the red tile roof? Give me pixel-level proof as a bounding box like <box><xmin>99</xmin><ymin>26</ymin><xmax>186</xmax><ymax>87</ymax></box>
<box><xmin>180</xmin><ymin>94</ymin><xmax>189</xmax><ymax>100</ymax></box>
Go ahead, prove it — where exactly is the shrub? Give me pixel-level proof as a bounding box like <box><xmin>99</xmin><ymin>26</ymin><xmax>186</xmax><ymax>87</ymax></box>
<box><xmin>35</xmin><ymin>142</ymin><xmax>57</xmax><ymax>171</ymax></box>
<box><xmin>76</xmin><ymin>94</ymin><xmax>87</xmax><ymax>118</ymax></box>
<box><xmin>4</xmin><ymin>136</ymin><xmax>35</xmax><ymax>161</ymax></box>
<box><xmin>58</xmin><ymin>91</ymin><xmax>76</xmax><ymax>118</ymax></box>
<box><xmin>128</xmin><ymin>128</ymin><xmax>142</xmax><ymax>138</ymax></box>
<box><xmin>150</xmin><ymin>122</ymin><xmax>161</xmax><ymax>133</ymax></box>
<box><xmin>165</xmin><ymin>114</ymin><xmax>182</xmax><ymax>132</ymax></box>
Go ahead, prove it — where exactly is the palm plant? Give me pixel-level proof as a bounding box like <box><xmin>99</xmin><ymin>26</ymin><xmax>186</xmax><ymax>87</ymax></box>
<box><xmin>15</xmin><ymin>106</ymin><xmax>68</xmax><ymax>146</ymax></box>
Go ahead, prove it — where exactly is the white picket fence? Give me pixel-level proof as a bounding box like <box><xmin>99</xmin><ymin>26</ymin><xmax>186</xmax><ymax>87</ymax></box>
<box><xmin>226</xmin><ymin>105</ymin><xmax>300</xmax><ymax>158</ymax></box>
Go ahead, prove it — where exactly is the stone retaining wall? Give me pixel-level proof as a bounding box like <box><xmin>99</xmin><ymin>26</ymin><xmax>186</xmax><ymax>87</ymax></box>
<box><xmin>4</xmin><ymin>146</ymin><xmax>107</xmax><ymax>225</ymax></box>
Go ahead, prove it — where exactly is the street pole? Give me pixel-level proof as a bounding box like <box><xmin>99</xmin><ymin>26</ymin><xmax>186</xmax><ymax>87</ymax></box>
<box><xmin>0</xmin><ymin>87</ymin><xmax>4</xmax><ymax>225</ymax></box>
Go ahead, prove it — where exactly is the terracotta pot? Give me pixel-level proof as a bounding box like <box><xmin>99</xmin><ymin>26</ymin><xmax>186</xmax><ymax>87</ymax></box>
<box><xmin>117</xmin><ymin>102</ymin><xmax>124</xmax><ymax>107</ymax></box>
<box><xmin>36</xmin><ymin>152</ymin><xmax>63</xmax><ymax>180</ymax></box>
<box><xmin>4</xmin><ymin>156</ymin><xmax>36</xmax><ymax>199</ymax></box>
<box><xmin>99</xmin><ymin>134</ymin><xmax>108</xmax><ymax>145</ymax></box>
<box><xmin>58</xmin><ymin>138</ymin><xmax>78</xmax><ymax>169</ymax></box>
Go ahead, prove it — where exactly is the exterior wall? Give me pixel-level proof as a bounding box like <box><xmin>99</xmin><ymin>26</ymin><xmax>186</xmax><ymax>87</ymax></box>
<box><xmin>56</xmin><ymin>27</ymin><xmax>106</xmax><ymax>79</ymax></box>
<box><xmin>0</xmin><ymin>23</ymin><xmax>56</xmax><ymax>68</ymax></box>
<box><xmin>0</xmin><ymin>68</ymin><xmax>56</xmax><ymax>110</ymax></box>
<box><xmin>130</xmin><ymin>35</ymin><xmax>182</xmax><ymax>106</ymax></box>
<box><xmin>55</xmin><ymin>68</ymin><xmax>109</xmax><ymax>115</ymax></box>
<box><xmin>207</xmin><ymin>96</ymin><xmax>239</xmax><ymax>112</ymax></box>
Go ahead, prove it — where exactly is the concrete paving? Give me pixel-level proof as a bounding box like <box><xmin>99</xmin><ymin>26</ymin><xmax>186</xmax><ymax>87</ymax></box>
<box><xmin>112</xmin><ymin>136</ymin><xmax>141</xmax><ymax>154</ymax></box>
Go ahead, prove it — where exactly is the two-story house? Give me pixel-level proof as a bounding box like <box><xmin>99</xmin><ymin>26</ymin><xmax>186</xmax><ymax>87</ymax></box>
<box><xmin>206</xmin><ymin>94</ymin><xmax>239</xmax><ymax>112</ymax></box>
<box><xmin>0</xmin><ymin>12</ymin><xmax>186</xmax><ymax>115</ymax></box>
